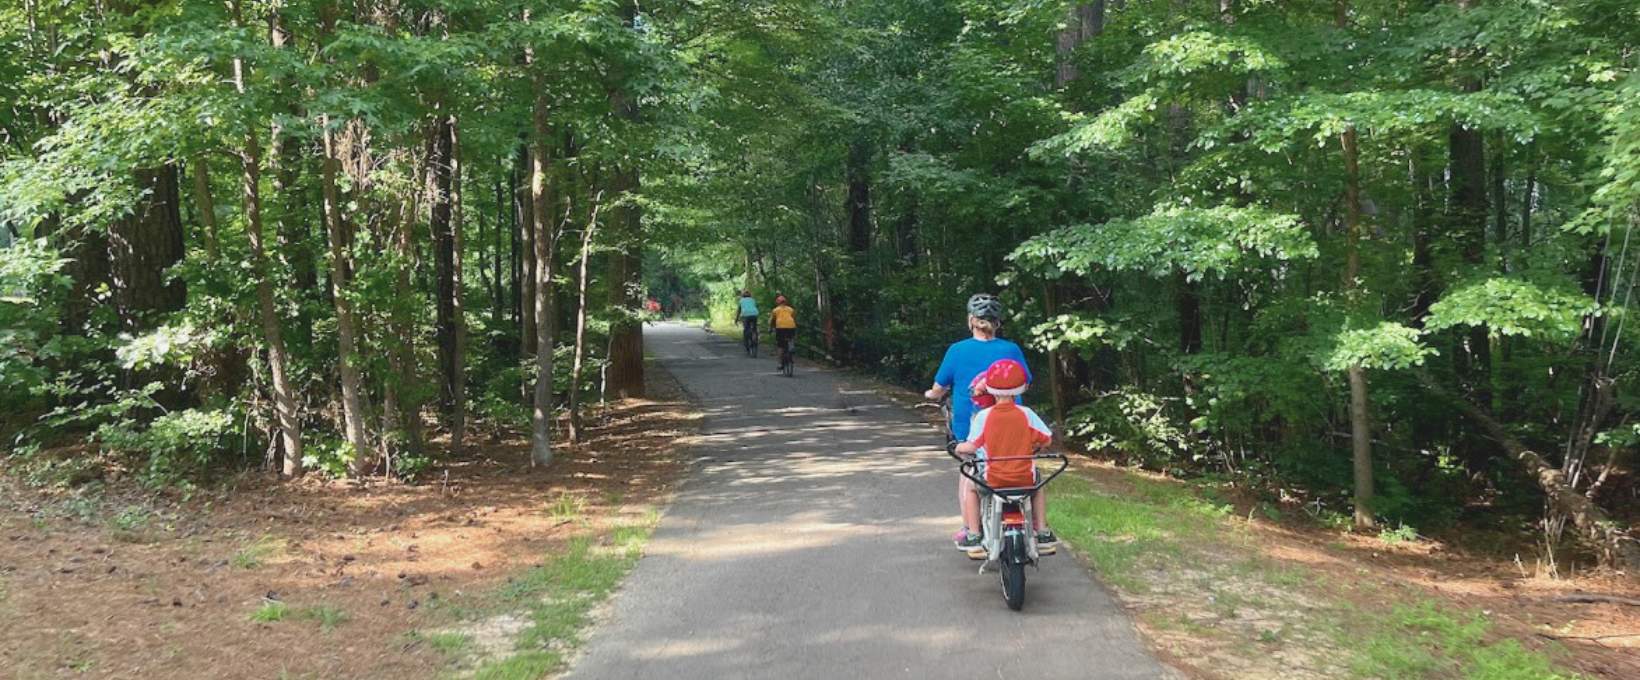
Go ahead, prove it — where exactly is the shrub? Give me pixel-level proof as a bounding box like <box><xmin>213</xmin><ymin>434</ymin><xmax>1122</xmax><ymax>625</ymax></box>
<box><xmin>95</xmin><ymin>407</ymin><xmax>237</xmax><ymax>486</ymax></box>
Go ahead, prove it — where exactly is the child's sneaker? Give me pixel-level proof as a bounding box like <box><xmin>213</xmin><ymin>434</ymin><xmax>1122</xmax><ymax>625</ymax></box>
<box><xmin>1035</xmin><ymin>528</ymin><xmax>1059</xmax><ymax>554</ymax></box>
<box><xmin>952</xmin><ymin>528</ymin><xmax>983</xmax><ymax>552</ymax></box>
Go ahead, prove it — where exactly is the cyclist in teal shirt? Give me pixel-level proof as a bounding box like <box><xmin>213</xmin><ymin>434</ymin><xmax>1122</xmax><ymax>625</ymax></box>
<box><xmin>737</xmin><ymin>291</ymin><xmax>760</xmax><ymax>349</ymax></box>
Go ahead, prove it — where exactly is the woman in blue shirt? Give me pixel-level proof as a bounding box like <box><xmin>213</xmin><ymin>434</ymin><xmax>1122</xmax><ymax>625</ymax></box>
<box><xmin>923</xmin><ymin>293</ymin><xmax>1033</xmax><ymax>551</ymax></box>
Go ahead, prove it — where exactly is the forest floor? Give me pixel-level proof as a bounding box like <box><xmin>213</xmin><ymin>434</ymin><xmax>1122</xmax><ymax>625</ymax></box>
<box><xmin>0</xmin><ymin>363</ymin><xmax>700</xmax><ymax>679</ymax></box>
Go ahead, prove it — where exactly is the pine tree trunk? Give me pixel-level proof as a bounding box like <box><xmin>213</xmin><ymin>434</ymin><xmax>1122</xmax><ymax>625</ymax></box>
<box><xmin>431</xmin><ymin>114</ymin><xmax>461</xmax><ymax>435</ymax></box>
<box><xmin>1046</xmin><ymin>2</ymin><xmax>1105</xmax><ymax>426</ymax></box>
<box><xmin>1175</xmin><ymin>272</ymin><xmax>1203</xmax><ymax>355</ymax></box>
<box><xmin>1449</xmin><ymin>0</ymin><xmax>1492</xmax><ymax>414</ymax></box>
<box><xmin>191</xmin><ymin>155</ymin><xmax>220</xmax><ymax>260</ymax></box>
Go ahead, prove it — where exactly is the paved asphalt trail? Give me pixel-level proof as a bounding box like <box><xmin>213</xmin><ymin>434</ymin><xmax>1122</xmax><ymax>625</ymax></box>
<box><xmin>566</xmin><ymin>323</ymin><xmax>1168</xmax><ymax>679</ymax></box>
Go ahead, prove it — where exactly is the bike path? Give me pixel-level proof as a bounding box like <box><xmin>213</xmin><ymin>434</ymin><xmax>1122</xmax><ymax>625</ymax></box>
<box><xmin>565</xmin><ymin>323</ymin><xmax>1170</xmax><ymax>679</ymax></box>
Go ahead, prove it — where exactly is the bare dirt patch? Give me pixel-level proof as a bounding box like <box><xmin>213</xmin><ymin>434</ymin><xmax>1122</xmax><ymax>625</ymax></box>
<box><xmin>0</xmin><ymin>366</ymin><xmax>698</xmax><ymax>680</ymax></box>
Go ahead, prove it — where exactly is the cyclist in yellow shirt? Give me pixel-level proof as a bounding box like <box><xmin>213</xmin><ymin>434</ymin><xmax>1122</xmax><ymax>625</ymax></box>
<box><xmin>770</xmin><ymin>295</ymin><xmax>797</xmax><ymax>371</ymax></box>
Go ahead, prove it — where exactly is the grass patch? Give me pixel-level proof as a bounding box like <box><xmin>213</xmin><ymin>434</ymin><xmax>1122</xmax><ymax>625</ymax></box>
<box><xmin>1348</xmin><ymin>601</ymin><xmax>1578</xmax><ymax>680</ymax></box>
<box><xmin>475</xmin><ymin>651</ymin><xmax>559</xmax><ymax>680</ymax></box>
<box><xmin>1046</xmin><ymin>473</ymin><xmax>1229</xmax><ymax>589</ymax></box>
<box><xmin>297</xmin><ymin>604</ymin><xmax>348</xmax><ymax>632</ymax></box>
<box><xmin>230</xmin><ymin>535</ymin><xmax>284</xmax><ymax>569</ymax></box>
<box><xmin>545</xmin><ymin>491</ymin><xmax>587</xmax><ymax>524</ymax></box>
<box><xmin>249</xmin><ymin>600</ymin><xmax>288</xmax><ymax>623</ymax></box>
<box><xmin>469</xmin><ymin>515</ymin><xmax>657</xmax><ymax>677</ymax></box>
<box><xmin>423</xmin><ymin>631</ymin><xmax>472</xmax><ymax>657</ymax></box>
<box><xmin>1049</xmin><ymin>466</ymin><xmax>1582</xmax><ymax>679</ymax></box>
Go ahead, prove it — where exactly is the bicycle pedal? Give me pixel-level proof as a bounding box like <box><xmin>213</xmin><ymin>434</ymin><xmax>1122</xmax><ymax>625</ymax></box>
<box><xmin>965</xmin><ymin>548</ymin><xmax>988</xmax><ymax>561</ymax></box>
<box><xmin>1037</xmin><ymin>545</ymin><xmax>1057</xmax><ymax>556</ymax></box>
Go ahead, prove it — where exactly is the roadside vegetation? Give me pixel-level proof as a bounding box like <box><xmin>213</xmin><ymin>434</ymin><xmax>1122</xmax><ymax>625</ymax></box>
<box><xmin>1049</xmin><ymin>464</ymin><xmax>1620</xmax><ymax>680</ymax></box>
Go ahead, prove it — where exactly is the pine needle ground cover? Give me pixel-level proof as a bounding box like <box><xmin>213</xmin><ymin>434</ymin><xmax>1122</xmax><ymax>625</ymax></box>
<box><xmin>0</xmin><ymin>367</ymin><xmax>698</xmax><ymax>679</ymax></box>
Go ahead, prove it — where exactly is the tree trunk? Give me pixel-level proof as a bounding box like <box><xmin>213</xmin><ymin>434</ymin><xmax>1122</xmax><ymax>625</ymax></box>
<box><xmin>1175</xmin><ymin>271</ymin><xmax>1202</xmax><ymax>354</ymax></box>
<box><xmin>1410</xmin><ymin>151</ymin><xmax>1437</xmax><ymax>325</ymax></box>
<box><xmin>529</xmin><ymin>85</ymin><xmax>556</xmax><ymax>468</ymax></box>
<box><xmin>1426</xmin><ymin>374</ymin><xmax>1640</xmax><ymax>572</ymax></box>
<box><xmin>191</xmin><ymin>155</ymin><xmax>220</xmax><ymax>260</ymax></box>
<box><xmin>431</xmin><ymin>114</ymin><xmax>461</xmax><ymax>440</ymax></box>
<box><xmin>1046</xmin><ymin>1</ymin><xmax>1105</xmax><ymax>426</ymax></box>
<box><xmin>845</xmin><ymin>141</ymin><xmax>872</xmax><ymax>253</ymax></box>
<box><xmin>605</xmin><ymin>43</ymin><xmax>645</xmax><ymax>397</ymax></box>
<box><xmin>320</xmin><ymin>128</ymin><xmax>374</xmax><ymax>470</ymax></box>
<box><xmin>269</xmin><ymin>3</ymin><xmax>316</xmax><ymax>351</ymax></box>
<box><xmin>1341</xmin><ymin>124</ymin><xmax>1375</xmax><ymax>529</ymax></box>
<box><xmin>232</xmin><ymin>9</ymin><xmax>302</xmax><ymax>477</ymax></box>
<box><xmin>1449</xmin><ymin>0</ymin><xmax>1492</xmax><ymax>414</ymax></box>
<box><xmin>492</xmin><ymin>178</ymin><xmax>506</xmax><ymax>333</ymax></box>
<box><xmin>568</xmin><ymin>193</ymin><xmax>604</xmax><ymax>443</ymax></box>
<box><xmin>517</xmin><ymin>144</ymin><xmax>538</xmax><ymax>358</ymax></box>
<box><xmin>449</xmin><ymin>117</ymin><xmax>467</xmax><ymax>453</ymax></box>
<box><xmin>108</xmin><ymin>165</ymin><xmax>186</xmax><ymax>332</ymax></box>
<box><xmin>1055</xmin><ymin>2</ymin><xmax>1103</xmax><ymax>87</ymax></box>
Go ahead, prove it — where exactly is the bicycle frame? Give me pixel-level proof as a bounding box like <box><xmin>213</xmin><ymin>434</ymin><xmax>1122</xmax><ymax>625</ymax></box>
<box><xmin>955</xmin><ymin>453</ymin><xmax>1069</xmax><ymax>570</ymax></box>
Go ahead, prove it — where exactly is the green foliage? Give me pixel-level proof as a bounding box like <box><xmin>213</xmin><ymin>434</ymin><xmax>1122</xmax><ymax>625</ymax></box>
<box><xmin>1378</xmin><ymin>523</ymin><xmax>1420</xmax><ymax>545</ymax></box>
<box><xmin>0</xmin><ymin>240</ymin><xmax>68</xmax><ymax>418</ymax></box>
<box><xmin>1426</xmin><ymin>276</ymin><xmax>1600</xmax><ymax>341</ymax></box>
<box><xmin>94</xmin><ymin>407</ymin><xmax>237</xmax><ymax>487</ymax></box>
<box><xmin>1065</xmin><ymin>390</ymin><xmax>1193</xmax><ymax>469</ymax></box>
<box><xmin>1323</xmin><ymin>322</ymin><xmax>1438</xmax><ymax>372</ymax></box>
<box><xmin>300</xmin><ymin>440</ymin><xmax>357</xmax><ymax>480</ymax></box>
<box><xmin>1010</xmin><ymin>205</ymin><xmax>1317</xmax><ymax>281</ymax></box>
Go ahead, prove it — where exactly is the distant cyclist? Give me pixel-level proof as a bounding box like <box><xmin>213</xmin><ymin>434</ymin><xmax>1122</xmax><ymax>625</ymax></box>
<box><xmin>770</xmin><ymin>294</ymin><xmax>797</xmax><ymax>369</ymax></box>
<box><xmin>737</xmin><ymin>290</ymin><xmax>760</xmax><ymax>351</ymax></box>
<box><xmin>923</xmin><ymin>294</ymin><xmax>1053</xmax><ymax>551</ymax></box>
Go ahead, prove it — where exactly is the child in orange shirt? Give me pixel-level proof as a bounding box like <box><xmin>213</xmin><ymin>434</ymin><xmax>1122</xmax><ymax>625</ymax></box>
<box><xmin>953</xmin><ymin>359</ymin><xmax>1057</xmax><ymax>548</ymax></box>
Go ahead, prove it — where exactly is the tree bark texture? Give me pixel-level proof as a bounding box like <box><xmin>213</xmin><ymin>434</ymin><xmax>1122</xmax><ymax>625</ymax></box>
<box><xmin>529</xmin><ymin>87</ymin><xmax>556</xmax><ymax>468</ymax></box>
<box><xmin>320</xmin><ymin>129</ymin><xmax>374</xmax><ymax>469</ymax></box>
<box><xmin>232</xmin><ymin>20</ymin><xmax>304</xmax><ymax>477</ymax></box>
<box><xmin>108</xmin><ymin>165</ymin><xmax>186</xmax><ymax>331</ymax></box>
<box><xmin>604</xmin><ymin>62</ymin><xmax>645</xmax><ymax>399</ymax></box>
<box><xmin>1341</xmin><ymin>124</ymin><xmax>1376</xmax><ymax>529</ymax></box>
<box><xmin>431</xmin><ymin>114</ymin><xmax>462</xmax><ymax>436</ymax></box>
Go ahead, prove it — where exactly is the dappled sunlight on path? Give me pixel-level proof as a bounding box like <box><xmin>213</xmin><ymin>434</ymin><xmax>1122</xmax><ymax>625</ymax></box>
<box><xmin>564</xmin><ymin>323</ymin><xmax>1170</xmax><ymax>679</ymax></box>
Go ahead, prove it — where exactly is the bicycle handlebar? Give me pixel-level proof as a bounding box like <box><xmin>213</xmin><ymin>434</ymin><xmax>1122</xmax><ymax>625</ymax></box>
<box><xmin>957</xmin><ymin>452</ymin><xmax>1070</xmax><ymax>497</ymax></box>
